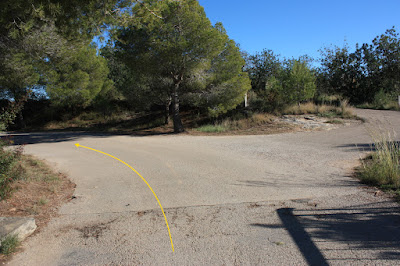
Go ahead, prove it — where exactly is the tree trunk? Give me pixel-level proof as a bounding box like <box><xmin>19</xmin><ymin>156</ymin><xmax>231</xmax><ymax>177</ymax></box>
<box><xmin>165</xmin><ymin>97</ymin><xmax>171</xmax><ymax>125</ymax></box>
<box><xmin>172</xmin><ymin>83</ymin><xmax>184</xmax><ymax>133</ymax></box>
<box><xmin>17</xmin><ymin>111</ymin><xmax>25</xmax><ymax>129</ymax></box>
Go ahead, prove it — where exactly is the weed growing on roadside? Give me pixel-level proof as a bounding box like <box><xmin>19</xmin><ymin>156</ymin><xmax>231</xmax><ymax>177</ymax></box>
<box><xmin>0</xmin><ymin>235</ymin><xmax>19</xmax><ymax>255</ymax></box>
<box><xmin>195</xmin><ymin>113</ymin><xmax>273</xmax><ymax>133</ymax></box>
<box><xmin>37</xmin><ymin>197</ymin><xmax>48</xmax><ymax>206</ymax></box>
<box><xmin>283</xmin><ymin>101</ymin><xmax>355</xmax><ymax>118</ymax></box>
<box><xmin>358</xmin><ymin>132</ymin><xmax>400</xmax><ymax>189</ymax></box>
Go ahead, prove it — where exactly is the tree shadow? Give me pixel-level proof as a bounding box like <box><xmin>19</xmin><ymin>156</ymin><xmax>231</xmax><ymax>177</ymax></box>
<box><xmin>252</xmin><ymin>203</ymin><xmax>400</xmax><ymax>265</ymax></box>
<box><xmin>336</xmin><ymin>141</ymin><xmax>400</xmax><ymax>152</ymax></box>
<box><xmin>2</xmin><ymin>130</ymin><xmax>177</xmax><ymax>146</ymax></box>
<box><xmin>233</xmin><ymin>175</ymin><xmax>358</xmax><ymax>188</ymax></box>
<box><xmin>336</xmin><ymin>143</ymin><xmax>376</xmax><ymax>152</ymax></box>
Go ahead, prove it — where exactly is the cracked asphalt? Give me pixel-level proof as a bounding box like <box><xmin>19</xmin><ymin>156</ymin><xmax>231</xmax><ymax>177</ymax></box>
<box><xmin>7</xmin><ymin>109</ymin><xmax>400</xmax><ymax>265</ymax></box>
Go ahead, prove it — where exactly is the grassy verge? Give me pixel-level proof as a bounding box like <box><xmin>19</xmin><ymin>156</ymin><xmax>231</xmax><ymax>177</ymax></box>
<box><xmin>0</xmin><ymin>137</ymin><xmax>75</xmax><ymax>259</ymax></box>
<box><xmin>357</xmin><ymin>133</ymin><xmax>400</xmax><ymax>199</ymax></box>
<box><xmin>195</xmin><ymin>113</ymin><xmax>276</xmax><ymax>134</ymax></box>
<box><xmin>357</xmin><ymin>102</ymin><xmax>400</xmax><ymax>111</ymax></box>
<box><xmin>283</xmin><ymin>100</ymin><xmax>356</xmax><ymax>119</ymax></box>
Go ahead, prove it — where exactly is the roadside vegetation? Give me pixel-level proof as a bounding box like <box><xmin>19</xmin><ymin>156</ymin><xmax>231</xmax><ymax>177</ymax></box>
<box><xmin>0</xmin><ymin>235</ymin><xmax>19</xmax><ymax>256</ymax></box>
<box><xmin>356</xmin><ymin>91</ymin><xmax>400</xmax><ymax>111</ymax></box>
<box><xmin>357</xmin><ymin>133</ymin><xmax>400</xmax><ymax>199</ymax></box>
<box><xmin>1</xmin><ymin>1</ymin><xmax>399</xmax><ymax>136</ymax></box>
<box><xmin>282</xmin><ymin>100</ymin><xmax>355</xmax><ymax>118</ymax></box>
<box><xmin>195</xmin><ymin>113</ymin><xmax>275</xmax><ymax>133</ymax></box>
<box><xmin>0</xmin><ymin>137</ymin><xmax>75</xmax><ymax>258</ymax></box>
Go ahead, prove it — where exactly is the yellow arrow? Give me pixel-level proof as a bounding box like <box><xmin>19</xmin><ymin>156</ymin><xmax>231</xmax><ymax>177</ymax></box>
<box><xmin>75</xmin><ymin>143</ymin><xmax>174</xmax><ymax>252</ymax></box>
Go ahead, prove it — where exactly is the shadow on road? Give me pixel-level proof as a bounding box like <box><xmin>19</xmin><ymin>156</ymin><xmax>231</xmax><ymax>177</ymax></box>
<box><xmin>252</xmin><ymin>203</ymin><xmax>400</xmax><ymax>265</ymax></box>
<box><xmin>2</xmin><ymin>131</ymin><xmax>176</xmax><ymax>146</ymax></box>
<box><xmin>234</xmin><ymin>176</ymin><xmax>358</xmax><ymax>188</ymax></box>
<box><xmin>336</xmin><ymin>141</ymin><xmax>400</xmax><ymax>153</ymax></box>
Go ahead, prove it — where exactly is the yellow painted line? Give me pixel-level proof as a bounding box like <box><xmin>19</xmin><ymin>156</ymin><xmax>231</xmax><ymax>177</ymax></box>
<box><xmin>75</xmin><ymin>143</ymin><xmax>175</xmax><ymax>252</ymax></box>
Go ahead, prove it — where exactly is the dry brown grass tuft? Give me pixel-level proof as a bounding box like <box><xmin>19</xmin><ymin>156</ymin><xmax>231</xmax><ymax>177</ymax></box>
<box><xmin>284</xmin><ymin>101</ymin><xmax>355</xmax><ymax>118</ymax></box>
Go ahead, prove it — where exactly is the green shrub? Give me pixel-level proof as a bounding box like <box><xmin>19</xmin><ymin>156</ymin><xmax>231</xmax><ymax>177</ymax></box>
<box><xmin>0</xmin><ymin>235</ymin><xmax>19</xmax><ymax>255</ymax></box>
<box><xmin>357</xmin><ymin>91</ymin><xmax>400</xmax><ymax>111</ymax></box>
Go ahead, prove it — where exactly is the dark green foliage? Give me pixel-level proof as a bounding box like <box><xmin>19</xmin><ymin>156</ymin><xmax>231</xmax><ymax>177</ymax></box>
<box><xmin>318</xmin><ymin>27</ymin><xmax>400</xmax><ymax>105</ymax></box>
<box><xmin>246</xmin><ymin>49</ymin><xmax>281</xmax><ymax>92</ymax></box>
<box><xmin>0</xmin><ymin>0</ymin><xmax>123</xmax><ymax>127</ymax></box>
<box><xmin>249</xmin><ymin>58</ymin><xmax>316</xmax><ymax>112</ymax></box>
<box><xmin>113</xmin><ymin>0</ymin><xmax>250</xmax><ymax>132</ymax></box>
<box><xmin>45</xmin><ymin>45</ymin><xmax>113</xmax><ymax>110</ymax></box>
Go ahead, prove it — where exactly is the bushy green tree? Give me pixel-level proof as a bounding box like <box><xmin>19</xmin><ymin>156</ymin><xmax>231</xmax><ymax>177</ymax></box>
<box><xmin>263</xmin><ymin>59</ymin><xmax>316</xmax><ymax>110</ymax></box>
<box><xmin>245</xmin><ymin>49</ymin><xmax>281</xmax><ymax>92</ymax></box>
<box><xmin>318</xmin><ymin>44</ymin><xmax>367</xmax><ymax>103</ymax></box>
<box><xmin>114</xmin><ymin>0</ymin><xmax>250</xmax><ymax>132</ymax></box>
<box><xmin>183</xmin><ymin>23</ymin><xmax>250</xmax><ymax>117</ymax></box>
<box><xmin>0</xmin><ymin>0</ymin><xmax>130</xmax><ymax>127</ymax></box>
<box><xmin>318</xmin><ymin>27</ymin><xmax>400</xmax><ymax>104</ymax></box>
<box><xmin>361</xmin><ymin>27</ymin><xmax>400</xmax><ymax>98</ymax></box>
<box><xmin>45</xmin><ymin>45</ymin><xmax>112</xmax><ymax>110</ymax></box>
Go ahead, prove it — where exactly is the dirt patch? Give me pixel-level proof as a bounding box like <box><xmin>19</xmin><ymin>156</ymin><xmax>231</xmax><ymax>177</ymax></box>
<box><xmin>75</xmin><ymin>218</ymin><xmax>117</xmax><ymax>240</ymax></box>
<box><xmin>248</xmin><ymin>203</ymin><xmax>261</xmax><ymax>208</ymax></box>
<box><xmin>278</xmin><ymin>115</ymin><xmax>362</xmax><ymax>131</ymax></box>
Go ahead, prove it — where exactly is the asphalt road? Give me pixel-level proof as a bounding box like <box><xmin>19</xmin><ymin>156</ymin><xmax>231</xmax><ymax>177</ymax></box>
<box><xmin>7</xmin><ymin>109</ymin><xmax>400</xmax><ymax>265</ymax></box>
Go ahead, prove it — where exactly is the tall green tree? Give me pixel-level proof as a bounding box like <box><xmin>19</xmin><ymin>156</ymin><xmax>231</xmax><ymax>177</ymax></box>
<box><xmin>318</xmin><ymin>44</ymin><xmax>367</xmax><ymax>103</ymax></box>
<box><xmin>361</xmin><ymin>27</ymin><xmax>400</xmax><ymax>98</ymax></box>
<box><xmin>265</xmin><ymin>58</ymin><xmax>316</xmax><ymax>110</ymax></box>
<box><xmin>0</xmin><ymin>0</ymin><xmax>132</xmax><ymax>128</ymax></box>
<box><xmin>318</xmin><ymin>27</ymin><xmax>400</xmax><ymax>104</ymax></box>
<box><xmin>181</xmin><ymin>23</ymin><xmax>250</xmax><ymax>117</ymax></box>
<box><xmin>114</xmin><ymin>0</ymin><xmax>250</xmax><ymax>132</ymax></box>
<box><xmin>45</xmin><ymin>45</ymin><xmax>112</xmax><ymax>110</ymax></box>
<box><xmin>245</xmin><ymin>49</ymin><xmax>281</xmax><ymax>92</ymax></box>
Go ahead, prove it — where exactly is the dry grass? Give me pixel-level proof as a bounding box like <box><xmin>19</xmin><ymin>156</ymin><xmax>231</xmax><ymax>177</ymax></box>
<box><xmin>0</xmin><ymin>152</ymin><xmax>75</xmax><ymax>262</ymax></box>
<box><xmin>195</xmin><ymin>113</ymin><xmax>275</xmax><ymax>133</ymax></box>
<box><xmin>358</xmin><ymin>132</ymin><xmax>400</xmax><ymax>190</ymax></box>
<box><xmin>283</xmin><ymin>101</ymin><xmax>355</xmax><ymax>118</ymax></box>
<box><xmin>0</xmin><ymin>154</ymin><xmax>75</xmax><ymax>228</ymax></box>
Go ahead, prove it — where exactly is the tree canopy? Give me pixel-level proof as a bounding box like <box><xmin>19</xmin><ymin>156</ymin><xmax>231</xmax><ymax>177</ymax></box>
<box><xmin>318</xmin><ymin>27</ymin><xmax>400</xmax><ymax>104</ymax></box>
<box><xmin>113</xmin><ymin>0</ymin><xmax>250</xmax><ymax>132</ymax></box>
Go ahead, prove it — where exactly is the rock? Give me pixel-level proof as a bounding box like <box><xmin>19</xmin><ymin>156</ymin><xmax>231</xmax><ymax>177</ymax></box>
<box><xmin>374</xmin><ymin>190</ymin><xmax>381</xmax><ymax>196</ymax></box>
<box><xmin>0</xmin><ymin>217</ymin><xmax>37</xmax><ymax>244</ymax></box>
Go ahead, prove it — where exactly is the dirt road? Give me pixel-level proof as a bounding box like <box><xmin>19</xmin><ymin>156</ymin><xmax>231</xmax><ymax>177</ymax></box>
<box><xmin>7</xmin><ymin>109</ymin><xmax>400</xmax><ymax>265</ymax></box>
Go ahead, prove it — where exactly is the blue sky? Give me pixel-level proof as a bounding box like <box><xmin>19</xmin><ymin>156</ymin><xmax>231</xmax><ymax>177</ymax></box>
<box><xmin>198</xmin><ymin>0</ymin><xmax>400</xmax><ymax>60</ymax></box>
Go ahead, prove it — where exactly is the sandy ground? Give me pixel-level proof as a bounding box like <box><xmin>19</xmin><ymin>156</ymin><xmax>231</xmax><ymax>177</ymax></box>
<box><xmin>5</xmin><ymin>109</ymin><xmax>400</xmax><ymax>265</ymax></box>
